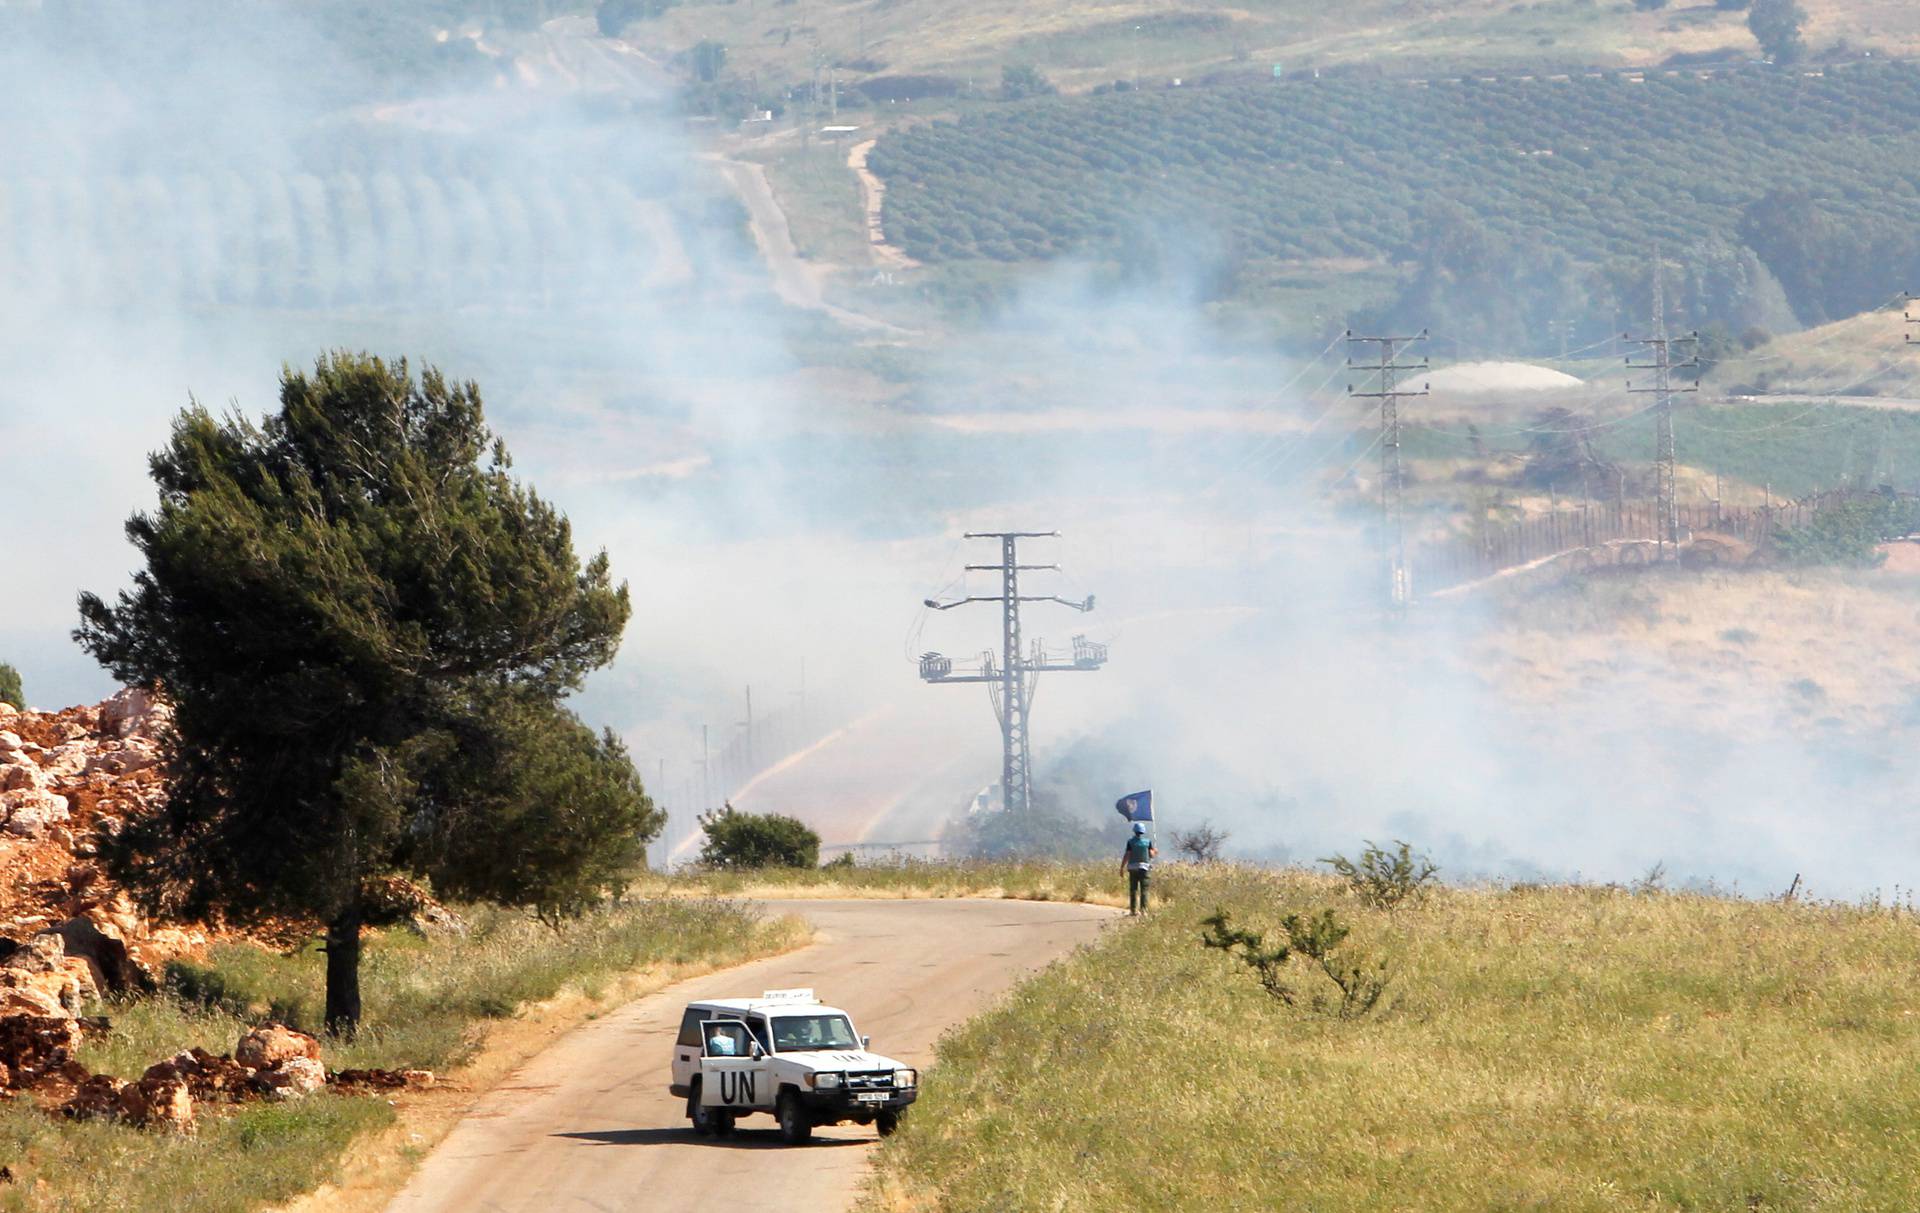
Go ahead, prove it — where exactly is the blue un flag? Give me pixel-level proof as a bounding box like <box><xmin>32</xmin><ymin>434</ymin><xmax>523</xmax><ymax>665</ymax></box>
<box><xmin>1114</xmin><ymin>790</ymin><xmax>1153</xmax><ymax>823</ymax></box>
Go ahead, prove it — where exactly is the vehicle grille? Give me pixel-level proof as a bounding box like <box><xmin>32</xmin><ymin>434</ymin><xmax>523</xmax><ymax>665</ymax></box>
<box><xmin>844</xmin><ymin>1070</ymin><xmax>895</xmax><ymax>1091</ymax></box>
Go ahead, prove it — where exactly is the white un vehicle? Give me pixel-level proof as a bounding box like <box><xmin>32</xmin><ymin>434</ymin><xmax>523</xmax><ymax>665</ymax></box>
<box><xmin>668</xmin><ymin>989</ymin><xmax>917</xmax><ymax>1143</ymax></box>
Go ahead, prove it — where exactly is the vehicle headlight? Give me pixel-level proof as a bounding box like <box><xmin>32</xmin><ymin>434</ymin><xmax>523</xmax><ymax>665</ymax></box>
<box><xmin>809</xmin><ymin>1073</ymin><xmax>842</xmax><ymax>1089</ymax></box>
<box><xmin>893</xmin><ymin>1069</ymin><xmax>917</xmax><ymax>1088</ymax></box>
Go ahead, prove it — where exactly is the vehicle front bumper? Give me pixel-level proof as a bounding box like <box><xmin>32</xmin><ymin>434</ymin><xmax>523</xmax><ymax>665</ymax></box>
<box><xmin>798</xmin><ymin>1086</ymin><xmax>918</xmax><ymax>1117</ymax></box>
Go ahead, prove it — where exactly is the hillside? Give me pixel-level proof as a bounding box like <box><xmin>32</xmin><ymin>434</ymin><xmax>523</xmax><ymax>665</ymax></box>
<box><xmin>627</xmin><ymin>0</ymin><xmax>1920</xmax><ymax>95</ymax></box>
<box><xmin>864</xmin><ymin>63</ymin><xmax>1920</xmax><ymax>342</ymax></box>
<box><xmin>865</xmin><ymin>863</ymin><xmax>1920</xmax><ymax>1212</ymax></box>
<box><xmin>1708</xmin><ymin>306</ymin><xmax>1920</xmax><ymax>398</ymax></box>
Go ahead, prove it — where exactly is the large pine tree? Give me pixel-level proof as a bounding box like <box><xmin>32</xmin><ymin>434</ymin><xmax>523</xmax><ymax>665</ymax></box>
<box><xmin>78</xmin><ymin>353</ymin><xmax>660</xmax><ymax>1035</ymax></box>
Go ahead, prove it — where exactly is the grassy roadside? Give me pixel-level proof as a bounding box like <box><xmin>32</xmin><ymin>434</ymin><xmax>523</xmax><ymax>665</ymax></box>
<box><xmin>653</xmin><ymin>858</ymin><xmax>1127</xmax><ymax>908</ymax></box>
<box><xmin>0</xmin><ymin>898</ymin><xmax>808</xmax><ymax>1213</ymax></box>
<box><xmin>865</xmin><ymin>864</ymin><xmax>1920</xmax><ymax>1212</ymax></box>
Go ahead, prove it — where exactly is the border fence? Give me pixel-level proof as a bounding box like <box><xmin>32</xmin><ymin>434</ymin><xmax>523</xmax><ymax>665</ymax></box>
<box><xmin>1413</xmin><ymin>490</ymin><xmax>1884</xmax><ymax>594</ymax></box>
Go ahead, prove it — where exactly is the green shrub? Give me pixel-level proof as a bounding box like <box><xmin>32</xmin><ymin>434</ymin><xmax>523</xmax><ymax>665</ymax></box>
<box><xmin>0</xmin><ymin>662</ymin><xmax>21</xmax><ymax>709</ymax></box>
<box><xmin>1200</xmin><ymin>905</ymin><xmax>1390</xmax><ymax>1016</ymax></box>
<box><xmin>697</xmin><ymin>803</ymin><xmax>820</xmax><ymax>869</ymax></box>
<box><xmin>1321</xmin><ymin>839</ymin><xmax>1438</xmax><ymax>911</ymax></box>
<box><xmin>1773</xmin><ymin>496</ymin><xmax>1919</xmax><ymax>566</ymax></box>
<box><xmin>953</xmin><ymin>803</ymin><xmax>1109</xmax><ymax>861</ymax></box>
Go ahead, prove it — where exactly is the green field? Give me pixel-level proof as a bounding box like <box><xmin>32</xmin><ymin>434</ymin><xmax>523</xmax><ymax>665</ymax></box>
<box><xmin>866</xmin><ymin>864</ymin><xmax>1920</xmax><ymax>1212</ymax></box>
<box><xmin>1394</xmin><ymin>400</ymin><xmax>1920</xmax><ymax>499</ymax></box>
<box><xmin>870</xmin><ymin>64</ymin><xmax>1920</xmax><ymax>277</ymax></box>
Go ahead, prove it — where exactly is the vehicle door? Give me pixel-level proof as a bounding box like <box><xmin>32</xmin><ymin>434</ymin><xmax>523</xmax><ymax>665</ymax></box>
<box><xmin>699</xmin><ymin>1019</ymin><xmax>768</xmax><ymax>1110</ymax></box>
<box><xmin>671</xmin><ymin>1007</ymin><xmax>707</xmax><ymax>1090</ymax></box>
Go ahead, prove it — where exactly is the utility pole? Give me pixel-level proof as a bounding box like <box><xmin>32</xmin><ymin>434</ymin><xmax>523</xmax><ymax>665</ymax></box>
<box><xmin>1626</xmin><ymin>264</ymin><xmax>1698</xmax><ymax>559</ymax></box>
<box><xmin>1346</xmin><ymin>329</ymin><xmax>1429</xmax><ymax>611</ymax></box>
<box><xmin>918</xmin><ymin>532</ymin><xmax>1106</xmax><ymax>815</ymax></box>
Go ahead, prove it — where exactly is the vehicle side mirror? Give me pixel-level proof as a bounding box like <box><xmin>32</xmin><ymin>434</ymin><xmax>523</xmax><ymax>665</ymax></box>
<box><xmin>750</xmin><ymin>1041</ymin><xmax>765</xmax><ymax>1059</ymax></box>
<box><xmin>861</xmin><ymin>1036</ymin><xmax>871</xmax><ymax>1050</ymax></box>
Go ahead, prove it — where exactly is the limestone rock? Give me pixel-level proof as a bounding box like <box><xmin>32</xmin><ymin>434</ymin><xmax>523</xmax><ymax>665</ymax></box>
<box><xmin>98</xmin><ymin>688</ymin><xmax>170</xmax><ymax>741</ymax></box>
<box><xmin>43</xmin><ymin>917</ymin><xmax>153</xmax><ymax>994</ymax></box>
<box><xmin>0</xmin><ymin>1015</ymin><xmax>82</xmax><ymax>1089</ymax></box>
<box><xmin>1</xmin><ymin>933</ymin><xmax>62</xmax><ymax>974</ymax></box>
<box><xmin>254</xmin><ymin>1055</ymin><xmax>326</xmax><ymax>1101</ymax></box>
<box><xmin>235</xmin><ymin>1022</ymin><xmax>321</xmax><ymax>1071</ymax></box>
<box><xmin>61</xmin><ymin>1073</ymin><xmax>126</xmax><ymax>1121</ymax></box>
<box><xmin>86</xmin><ymin>742</ymin><xmax>158</xmax><ymax>777</ymax></box>
<box><xmin>0</xmin><ymin>761</ymin><xmax>46</xmax><ymax>793</ymax></box>
<box><xmin>0</xmin><ymin>967</ymin><xmax>81</xmax><ymax>1017</ymax></box>
<box><xmin>120</xmin><ymin>1069</ymin><xmax>195</xmax><ymax>1130</ymax></box>
<box><xmin>1</xmin><ymin>789</ymin><xmax>70</xmax><ymax>838</ymax></box>
<box><xmin>167</xmin><ymin>1048</ymin><xmax>257</xmax><ymax>1101</ymax></box>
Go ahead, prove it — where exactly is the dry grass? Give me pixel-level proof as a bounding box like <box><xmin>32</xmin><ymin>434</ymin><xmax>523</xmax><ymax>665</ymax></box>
<box><xmin>1712</xmin><ymin>309</ymin><xmax>1920</xmax><ymax>399</ymax></box>
<box><xmin>648</xmin><ymin>858</ymin><xmax>1128</xmax><ymax>908</ymax></box>
<box><xmin>1479</xmin><ymin>567</ymin><xmax>1920</xmax><ymax>732</ymax></box>
<box><xmin>0</xmin><ymin>898</ymin><xmax>810</xmax><ymax>1213</ymax></box>
<box><xmin>640</xmin><ymin>0</ymin><xmax>1920</xmax><ymax>97</ymax></box>
<box><xmin>865</xmin><ymin>864</ymin><xmax>1920</xmax><ymax>1212</ymax></box>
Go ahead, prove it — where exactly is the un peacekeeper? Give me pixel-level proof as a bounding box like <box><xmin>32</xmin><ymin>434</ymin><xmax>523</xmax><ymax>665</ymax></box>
<box><xmin>1121</xmin><ymin>821</ymin><xmax>1156</xmax><ymax>915</ymax></box>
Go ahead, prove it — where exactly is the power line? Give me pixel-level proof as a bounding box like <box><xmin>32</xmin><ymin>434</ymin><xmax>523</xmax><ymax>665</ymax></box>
<box><xmin>917</xmin><ymin>531</ymin><xmax>1105</xmax><ymax>815</ymax></box>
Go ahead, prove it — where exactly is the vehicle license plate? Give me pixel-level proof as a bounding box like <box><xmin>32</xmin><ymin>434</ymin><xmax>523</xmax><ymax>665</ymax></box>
<box><xmin>857</xmin><ymin>1092</ymin><xmax>887</xmax><ymax>1103</ymax></box>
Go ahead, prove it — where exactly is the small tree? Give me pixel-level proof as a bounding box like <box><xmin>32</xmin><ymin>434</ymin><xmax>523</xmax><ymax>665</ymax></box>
<box><xmin>1749</xmin><ymin>0</ymin><xmax>1808</xmax><ymax>63</ymax></box>
<box><xmin>1000</xmin><ymin>64</ymin><xmax>1056</xmax><ymax>101</ymax></box>
<box><xmin>0</xmin><ymin>663</ymin><xmax>22</xmax><ymax>709</ymax></box>
<box><xmin>1773</xmin><ymin>496</ymin><xmax>1917</xmax><ymax>566</ymax></box>
<box><xmin>1201</xmin><ymin>907</ymin><xmax>1389</xmax><ymax>1017</ymax></box>
<box><xmin>1171</xmin><ymin>821</ymin><xmax>1229</xmax><ymax>863</ymax></box>
<box><xmin>77</xmin><ymin>353</ymin><xmax>656</xmax><ymax>1036</ymax></box>
<box><xmin>698</xmin><ymin>804</ymin><xmax>820</xmax><ymax>868</ymax></box>
<box><xmin>1321</xmin><ymin>840</ymin><xmax>1438</xmax><ymax>912</ymax></box>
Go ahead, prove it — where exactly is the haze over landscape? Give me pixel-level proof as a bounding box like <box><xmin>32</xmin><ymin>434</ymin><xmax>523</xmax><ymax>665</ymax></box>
<box><xmin>7</xmin><ymin>2</ymin><xmax>1920</xmax><ymax>1210</ymax></box>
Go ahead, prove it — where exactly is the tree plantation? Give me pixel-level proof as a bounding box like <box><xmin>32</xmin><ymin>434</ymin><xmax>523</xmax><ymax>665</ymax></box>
<box><xmin>871</xmin><ymin>63</ymin><xmax>1920</xmax><ymax>340</ymax></box>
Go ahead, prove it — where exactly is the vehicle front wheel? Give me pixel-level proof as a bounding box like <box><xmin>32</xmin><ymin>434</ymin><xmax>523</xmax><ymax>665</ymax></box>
<box><xmin>688</xmin><ymin>1083</ymin><xmax>717</xmax><ymax>1137</ymax></box>
<box><xmin>776</xmin><ymin>1090</ymin><xmax>813</xmax><ymax>1145</ymax></box>
<box><xmin>876</xmin><ymin>1110</ymin><xmax>901</xmax><ymax>1137</ymax></box>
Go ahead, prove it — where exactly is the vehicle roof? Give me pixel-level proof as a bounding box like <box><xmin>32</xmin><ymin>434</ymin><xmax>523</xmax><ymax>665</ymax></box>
<box><xmin>688</xmin><ymin>997</ymin><xmax>851</xmax><ymax>1018</ymax></box>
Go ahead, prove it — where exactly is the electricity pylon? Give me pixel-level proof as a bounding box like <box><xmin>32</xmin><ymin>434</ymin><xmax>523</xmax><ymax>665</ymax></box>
<box><xmin>1347</xmin><ymin>330</ymin><xmax>1429</xmax><ymax>611</ymax></box>
<box><xmin>918</xmin><ymin>532</ymin><xmax>1105</xmax><ymax>814</ymax></box>
<box><xmin>1626</xmin><ymin>267</ymin><xmax>1698</xmax><ymax>558</ymax></box>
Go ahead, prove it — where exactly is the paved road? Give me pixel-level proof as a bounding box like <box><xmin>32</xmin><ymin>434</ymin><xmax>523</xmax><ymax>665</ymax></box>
<box><xmin>388</xmin><ymin>898</ymin><xmax>1116</xmax><ymax>1213</ymax></box>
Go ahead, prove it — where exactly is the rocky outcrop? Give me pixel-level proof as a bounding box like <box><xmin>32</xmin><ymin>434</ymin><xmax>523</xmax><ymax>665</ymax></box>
<box><xmin>0</xmin><ymin>691</ymin><xmax>438</xmax><ymax>1132</ymax></box>
<box><xmin>235</xmin><ymin>1022</ymin><xmax>322</xmax><ymax>1071</ymax></box>
<box><xmin>121</xmin><ymin>1064</ymin><xmax>196</xmax><ymax>1130</ymax></box>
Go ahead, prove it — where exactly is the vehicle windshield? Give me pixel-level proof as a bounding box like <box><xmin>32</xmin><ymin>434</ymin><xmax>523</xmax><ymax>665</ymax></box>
<box><xmin>770</xmin><ymin>1014</ymin><xmax>859</xmax><ymax>1052</ymax></box>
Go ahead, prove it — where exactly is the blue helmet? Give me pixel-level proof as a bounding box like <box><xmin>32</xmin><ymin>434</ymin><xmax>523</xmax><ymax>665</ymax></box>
<box><xmin>1131</xmin><ymin>821</ymin><xmax>1146</xmax><ymax>835</ymax></box>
